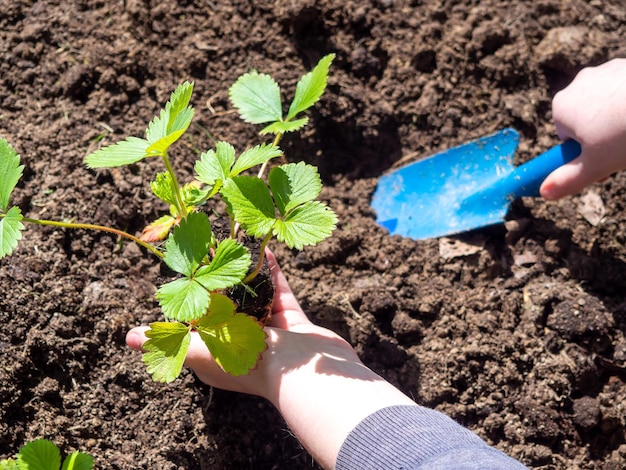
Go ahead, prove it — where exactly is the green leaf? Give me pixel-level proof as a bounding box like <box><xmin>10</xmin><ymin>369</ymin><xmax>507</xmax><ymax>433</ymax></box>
<box><xmin>157</xmin><ymin>216</ymin><xmax>246</xmax><ymax>322</ymax></box>
<box><xmin>260</xmin><ymin>118</ymin><xmax>309</xmax><ymax>135</ymax></box>
<box><xmin>156</xmin><ymin>277</ymin><xmax>210</xmax><ymax>322</ymax></box>
<box><xmin>0</xmin><ymin>138</ymin><xmax>24</xmax><ymax>211</ymax></box>
<box><xmin>142</xmin><ymin>322</ymin><xmax>191</xmax><ymax>383</ymax></box>
<box><xmin>145</xmin><ymin>82</ymin><xmax>194</xmax><ymax>155</ymax></box>
<box><xmin>0</xmin><ymin>459</ymin><xmax>19</xmax><ymax>470</ymax></box>
<box><xmin>146</xmin><ymin>82</ymin><xmax>194</xmax><ymax>143</ymax></box>
<box><xmin>195</xmin><ymin>238</ymin><xmax>251</xmax><ymax>291</ymax></box>
<box><xmin>221</xmin><ymin>176</ymin><xmax>276</xmax><ymax>238</ymax></box>
<box><xmin>146</xmin><ymin>108</ymin><xmax>169</xmax><ymax>144</ymax></box>
<box><xmin>194</xmin><ymin>141</ymin><xmax>236</xmax><ymax>186</ymax></box>
<box><xmin>86</xmin><ymin>83</ymin><xmax>194</xmax><ymax>167</ymax></box>
<box><xmin>145</xmin><ymin>129</ymin><xmax>187</xmax><ymax>157</ymax></box>
<box><xmin>201</xmin><ymin>292</ymin><xmax>238</xmax><ymax>323</ymax></box>
<box><xmin>229</xmin><ymin>71</ymin><xmax>282</xmax><ymax>124</ymax></box>
<box><xmin>0</xmin><ymin>206</ymin><xmax>24</xmax><ymax>259</ymax></box>
<box><xmin>17</xmin><ymin>439</ymin><xmax>61</xmax><ymax>470</ymax></box>
<box><xmin>231</xmin><ymin>144</ymin><xmax>283</xmax><ymax>176</ymax></box>
<box><xmin>273</xmin><ymin>201</ymin><xmax>337</xmax><ymax>250</ymax></box>
<box><xmin>286</xmin><ymin>53</ymin><xmax>335</xmax><ymax>120</ymax></box>
<box><xmin>61</xmin><ymin>452</ymin><xmax>94</xmax><ymax>470</ymax></box>
<box><xmin>196</xmin><ymin>298</ymin><xmax>267</xmax><ymax>376</ymax></box>
<box><xmin>84</xmin><ymin>136</ymin><xmax>150</xmax><ymax>168</ymax></box>
<box><xmin>166</xmin><ymin>81</ymin><xmax>194</xmax><ymax>136</ymax></box>
<box><xmin>150</xmin><ymin>172</ymin><xmax>178</xmax><ymax>206</ymax></box>
<box><xmin>163</xmin><ymin>212</ymin><xmax>213</xmax><ymax>276</ymax></box>
<box><xmin>269</xmin><ymin>162</ymin><xmax>322</xmax><ymax>215</ymax></box>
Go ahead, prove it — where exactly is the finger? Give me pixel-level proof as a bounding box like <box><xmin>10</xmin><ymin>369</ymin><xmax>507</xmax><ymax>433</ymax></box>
<box><xmin>127</xmin><ymin>326</ymin><xmax>243</xmax><ymax>388</ymax></box>
<box><xmin>126</xmin><ymin>326</ymin><xmax>151</xmax><ymax>350</ymax></box>
<box><xmin>554</xmin><ymin>120</ymin><xmax>575</xmax><ymax>143</ymax></box>
<box><xmin>540</xmin><ymin>157</ymin><xmax>589</xmax><ymax>200</ymax></box>
<box><xmin>126</xmin><ymin>325</ymin><xmax>217</xmax><ymax>369</ymax></box>
<box><xmin>552</xmin><ymin>87</ymin><xmax>578</xmax><ymax>142</ymax></box>
<box><xmin>266</xmin><ymin>249</ymin><xmax>301</xmax><ymax>311</ymax></box>
<box><xmin>265</xmin><ymin>249</ymin><xmax>312</xmax><ymax>330</ymax></box>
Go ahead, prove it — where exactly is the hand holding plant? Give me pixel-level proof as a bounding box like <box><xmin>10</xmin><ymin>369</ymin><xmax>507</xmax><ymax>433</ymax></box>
<box><xmin>0</xmin><ymin>54</ymin><xmax>337</xmax><ymax>382</ymax></box>
<box><xmin>128</xmin><ymin>249</ymin><xmax>416</xmax><ymax>470</ymax></box>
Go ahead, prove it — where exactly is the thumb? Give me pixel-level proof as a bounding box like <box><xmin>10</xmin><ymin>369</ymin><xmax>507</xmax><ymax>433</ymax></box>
<box><xmin>540</xmin><ymin>157</ymin><xmax>589</xmax><ymax>200</ymax></box>
<box><xmin>265</xmin><ymin>249</ymin><xmax>312</xmax><ymax>330</ymax></box>
<box><xmin>125</xmin><ymin>325</ymin><xmax>231</xmax><ymax>378</ymax></box>
<box><xmin>126</xmin><ymin>326</ymin><xmax>215</xmax><ymax>370</ymax></box>
<box><xmin>126</xmin><ymin>326</ymin><xmax>150</xmax><ymax>350</ymax></box>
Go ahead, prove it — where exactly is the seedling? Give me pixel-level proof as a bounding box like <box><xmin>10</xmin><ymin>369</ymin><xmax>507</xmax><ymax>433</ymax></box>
<box><xmin>0</xmin><ymin>438</ymin><xmax>93</xmax><ymax>470</ymax></box>
<box><xmin>0</xmin><ymin>54</ymin><xmax>337</xmax><ymax>382</ymax></box>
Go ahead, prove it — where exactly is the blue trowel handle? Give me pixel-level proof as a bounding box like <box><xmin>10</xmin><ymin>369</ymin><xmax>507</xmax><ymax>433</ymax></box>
<box><xmin>507</xmin><ymin>139</ymin><xmax>582</xmax><ymax>198</ymax></box>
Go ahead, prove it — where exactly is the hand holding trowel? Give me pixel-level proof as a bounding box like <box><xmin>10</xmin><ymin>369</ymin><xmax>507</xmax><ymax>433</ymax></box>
<box><xmin>370</xmin><ymin>128</ymin><xmax>581</xmax><ymax>240</ymax></box>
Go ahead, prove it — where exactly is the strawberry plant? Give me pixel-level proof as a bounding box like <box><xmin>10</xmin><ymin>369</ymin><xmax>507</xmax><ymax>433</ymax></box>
<box><xmin>0</xmin><ymin>438</ymin><xmax>93</xmax><ymax>470</ymax></box>
<box><xmin>0</xmin><ymin>54</ymin><xmax>337</xmax><ymax>382</ymax></box>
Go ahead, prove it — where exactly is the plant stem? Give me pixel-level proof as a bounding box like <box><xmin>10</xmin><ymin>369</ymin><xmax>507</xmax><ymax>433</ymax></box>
<box><xmin>21</xmin><ymin>216</ymin><xmax>164</xmax><ymax>258</ymax></box>
<box><xmin>257</xmin><ymin>132</ymin><xmax>284</xmax><ymax>178</ymax></box>
<box><xmin>161</xmin><ymin>151</ymin><xmax>188</xmax><ymax>218</ymax></box>
<box><xmin>242</xmin><ymin>232</ymin><xmax>272</xmax><ymax>284</ymax></box>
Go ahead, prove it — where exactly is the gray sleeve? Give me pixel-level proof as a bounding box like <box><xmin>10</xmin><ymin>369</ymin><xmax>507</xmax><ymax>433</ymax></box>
<box><xmin>335</xmin><ymin>405</ymin><xmax>528</xmax><ymax>470</ymax></box>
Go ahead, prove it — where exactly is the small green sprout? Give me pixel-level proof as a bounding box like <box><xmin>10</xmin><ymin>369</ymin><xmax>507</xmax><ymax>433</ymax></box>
<box><xmin>0</xmin><ymin>54</ymin><xmax>337</xmax><ymax>381</ymax></box>
<box><xmin>0</xmin><ymin>438</ymin><xmax>93</xmax><ymax>470</ymax></box>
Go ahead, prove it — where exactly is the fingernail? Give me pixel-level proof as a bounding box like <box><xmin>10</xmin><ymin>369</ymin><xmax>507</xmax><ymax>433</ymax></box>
<box><xmin>540</xmin><ymin>183</ymin><xmax>557</xmax><ymax>200</ymax></box>
<box><xmin>126</xmin><ymin>330</ymin><xmax>140</xmax><ymax>348</ymax></box>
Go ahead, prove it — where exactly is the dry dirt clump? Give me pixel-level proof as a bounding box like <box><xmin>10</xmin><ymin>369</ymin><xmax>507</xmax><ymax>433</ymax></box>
<box><xmin>1</xmin><ymin>1</ymin><xmax>626</xmax><ymax>468</ymax></box>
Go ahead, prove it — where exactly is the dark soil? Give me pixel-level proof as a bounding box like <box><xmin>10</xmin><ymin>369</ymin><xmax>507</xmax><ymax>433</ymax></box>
<box><xmin>1</xmin><ymin>1</ymin><xmax>626</xmax><ymax>468</ymax></box>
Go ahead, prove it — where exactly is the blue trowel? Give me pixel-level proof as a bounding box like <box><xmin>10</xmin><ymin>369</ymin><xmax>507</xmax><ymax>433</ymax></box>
<box><xmin>370</xmin><ymin>128</ymin><xmax>581</xmax><ymax>240</ymax></box>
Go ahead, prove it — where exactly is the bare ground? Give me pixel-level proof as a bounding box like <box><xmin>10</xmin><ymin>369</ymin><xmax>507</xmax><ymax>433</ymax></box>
<box><xmin>1</xmin><ymin>1</ymin><xmax>626</xmax><ymax>468</ymax></box>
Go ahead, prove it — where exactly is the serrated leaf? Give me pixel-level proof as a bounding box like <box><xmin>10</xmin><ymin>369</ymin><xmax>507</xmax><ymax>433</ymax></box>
<box><xmin>221</xmin><ymin>176</ymin><xmax>276</xmax><ymax>238</ymax></box>
<box><xmin>229</xmin><ymin>71</ymin><xmax>282</xmax><ymax>124</ymax></box>
<box><xmin>146</xmin><ymin>108</ymin><xmax>169</xmax><ymax>144</ymax></box>
<box><xmin>195</xmin><ymin>238</ymin><xmax>251</xmax><ymax>291</ymax></box>
<box><xmin>197</xmin><ymin>310</ymin><xmax>266</xmax><ymax>376</ymax></box>
<box><xmin>194</xmin><ymin>141</ymin><xmax>236</xmax><ymax>186</ymax></box>
<box><xmin>156</xmin><ymin>277</ymin><xmax>210</xmax><ymax>322</ymax></box>
<box><xmin>286</xmin><ymin>53</ymin><xmax>335</xmax><ymax>120</ymax></box>
<box><xmin>17</xmin><ymin>439</ymin><xmax>61</xmax><ymax>470</ymax></box>
<box><xmin>200</xmin><ymin>292</ymin><xmax>237</xmax><ymax>323</ymax></box>
<box><xmin>145</xmin><ymin>128</ymin><xmax>187</xmax><ymax>157</ymax></box>
<box><xmin>163</xmin><ymin>212</ymin><xmax>212</xmax><ymax>276</ymax></box>
<box><xmin>273</xmin><ymin>201</ymin><xmax>337</xmax><ymax>250</ymax></box>
<box><xmin>0</xmin><ymin>138</ymin><xmax>24</xmax><ymax>211</ymax></box>
<box><xmin>151</xmin><ymin>172</ymin><xmax>178</xmax><ymax>206</ymax></box>
<box><xmin>231</xmin><ymin>144</ymin><xmax>283</xmax><ymax>176</ymax></box>
<box><xmin>146</xmin><ymin>83</ymin><xmax>194</xmax><ymax>141</ymax></box>
<box><xmin>142</xmin><ymin>322</ymin><xmax>191</xmax><ymax>383</ymax></box>
<box><xmin>140</xmin><ymin>215</ymin><xmax>177</xmax><ymax>242</ymax></box>
<box><xmin>166</xmin><ymin>82</ymin><xmax>194</xmax><ymax>135</ymax></box>
<box><xmin>85</xmin><ymin>136</ymin><xmax>150</xmax><ymax>168</ymax></box>
<box><xmin>0</xmin><ymin>206</ymin><xmax>24</xmax><ymax>259</ymax></box>
<box><xmin>145</xmin><ymin>82</ymin><xmax>194</xmax><ymax>154</ymax></box>
<box><xmin>61</xmin><ymin>452</ymin><xmax>94</xmax><ymax>470</ymax></box>
<box><xmin>260</xmin><ymin>118</ymin><xmax>309</xmax><ymax>135</ymax></box>
<box><xmin>269</xmin><ymin>162</ymin><xmax>322</xmax><ymax>215</ymax></box>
